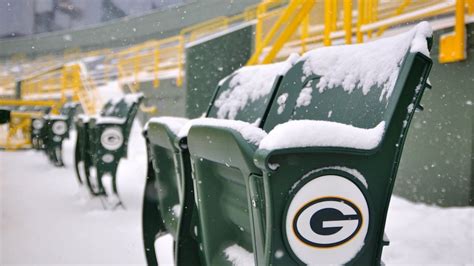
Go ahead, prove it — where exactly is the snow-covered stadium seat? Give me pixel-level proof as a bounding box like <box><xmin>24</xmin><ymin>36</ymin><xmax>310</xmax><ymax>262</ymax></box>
<box><xmin>187</xmin><ymin>22</ymin><xmax>433</xmax><ymax>265</ymax></box>
<box><xmin>74</xmin><ymin>93</ymin><xmax>143</xmax><ymax>206</ymax></box>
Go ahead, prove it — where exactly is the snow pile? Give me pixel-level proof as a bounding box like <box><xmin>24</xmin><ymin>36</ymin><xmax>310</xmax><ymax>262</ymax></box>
<box><xmin>1</xmin><ymin>122</ymin><xmax>148</xmax><ymax>264</ymax></box>
<box><xmin>214</xmin><ymin>53</ymin><xmax>299</xmax><ymax>119</ymax></box>
<box><xmin>123</xmin><ymin>93</ymin><xmax>144</xmax><ymax>106</ymax></box>
<box><xmin>178</xmin><ymin>118</ymin><xmax>267</xmax><ymax>145</ymax></box>
<box><xmin>63</xmin><ymin>102</ymin><xmax>79</xmax><ymax>108</ymax></box>
<box><xmin>95</xmin><ymin>116</ymin><xmax>126</xmax><ymax>124</ymax></box>
<box><xmin>276</xmin><ymin>93</ymin><xmax>288</xmax><ymax>114</ymax></box>
<box><xmin>299</xmin><ymin>21</ymin><xmax>432</xmax><ymax>101</ymax></box>
<box><xmin>44</xmin><ymin>114</ymin><xmax>68</xmax><ymax>120</ymax></box>
<box><xmin>259</xmin><ymin>120</ymin><xmax>385</xmax><ymax>150</ymax></box>
<box><xmin>144</xmin><ymin>116</ymin><xmax>189</xmax><ymax>135</ymax></box>
<box><xmin>172</xmin><ymin>204</ymin><xmax>181</xmax><ymax>218</ymax></box>
<box><xmin>382</xmin><ymin>196</ymin><xmax>474</xmax><ymax>264</ymax></box>
<box><xmin>1</xmin><ymin>123</ymin><xmax>473</xmax><ymax>264</ymax></box>
<box><xmin>224</xmin><ymin>244</ymin><xmax>255</xmax><ymax>266</ymax></box>
<box><xmin>295</xmin><ymin>80</ymin><xmax>313</xmax><ymax>108</ymax></box>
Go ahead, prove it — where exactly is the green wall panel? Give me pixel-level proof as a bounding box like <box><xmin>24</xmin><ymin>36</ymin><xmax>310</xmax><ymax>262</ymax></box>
<box><xmin>185</xmin><ymin>24</ymin><xmax>254</xmax><ymax>118</ymax></box>
<box><xmin>395</xmin><ymin>23</ymin><xmax>474</xmax><ymax>206</ymax></box>
<box><xmin>125</xmin><ymin>79</ymin><xmax>186</xmax><ymax>125</ymax></box>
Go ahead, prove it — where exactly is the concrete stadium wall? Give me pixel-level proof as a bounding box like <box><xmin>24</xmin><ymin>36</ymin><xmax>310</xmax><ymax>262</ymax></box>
<box><xmin>0</xmin><ymin>0</ymin><xmax>259</xmax><ymax>59</ymax></box>
<box><xmin>132</xmin><ymin>78</ymin><xmax>186</xmax><ymax>125</ymax></box>
<box><xmin>130</xmin><ymin>23</ymin><xmax>254</xmax><ymax>124</ymax></box>
<box><xmin>184</xmin><ymin>23</ymin><xmax>254</xmax><ymax>118</ymax></box>
<box><xmin>395</xmin><ymin>23</ymin><xmax>473</xmax><ymax>206</ymax></box>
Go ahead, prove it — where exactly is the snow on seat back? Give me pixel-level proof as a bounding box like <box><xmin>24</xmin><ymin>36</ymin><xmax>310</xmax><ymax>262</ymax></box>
<box><xmin>263</xmin><ymin>22</ymin><xmax>432</xmax><ymax>133</ymax></box>
<box><xmin>206</xmin><ymin>53</ymin><xmax>299</xmax><ymax>126</ymax></box>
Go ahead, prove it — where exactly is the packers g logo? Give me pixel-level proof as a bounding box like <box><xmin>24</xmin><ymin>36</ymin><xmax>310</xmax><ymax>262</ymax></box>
<box><xmin>285</xmin><ymin>174</ymin><xmax>369</xmax><ymax>264</ymax></box>
<box><xmin>52</xmin><ymin>121</ymin><xmax>67</xmax><ymax>135</ymax></box>
<box><xmin>293</xmin><ymin>197</ymin><xmax>362</xmax><ymax>248</ymax></box>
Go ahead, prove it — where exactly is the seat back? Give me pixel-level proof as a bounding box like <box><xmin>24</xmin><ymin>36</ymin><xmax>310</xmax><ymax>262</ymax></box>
<box><xmin>264</xmin><ymin>26</ymin><xmax>432</xmax><ymax>137</ymax></box>
<box><xmin>206</xmin><ymin>55</ymin><xmax>298</xmax><ymax>124</ymax></box>
<box><xmin>121</xmin><ymin>93</ymin><xmax>143</xmax><ymax>150</ymax></box>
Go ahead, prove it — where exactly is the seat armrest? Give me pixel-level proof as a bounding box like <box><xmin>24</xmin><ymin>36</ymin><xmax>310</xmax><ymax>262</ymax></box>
<box><xmin>187</xmin><ymin>120</ymin><xmax>266</xmax><ymax>174</ymax></box>
<box><xmin>145</xmin><ymin>117</ymin><xmax>189</xmax><ymax>150</ymax></box>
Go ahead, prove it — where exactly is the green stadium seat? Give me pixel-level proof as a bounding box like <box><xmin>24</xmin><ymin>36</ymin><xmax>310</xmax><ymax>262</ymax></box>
<box><xmin>74</xmin><ymin>93</ymin><xmax>143</xmax><ymax>207</ymax></box>
<box><xmin>33</xmin><ymin>102</ymin><xmax>79</xmax><ymax>166</ymax></box>
<box><xmin>142</xmin><ymin>55</ymin><xmax>299</xmax><ymax>266</ymax></box>
<box><xmin>186</xmin><ymin>22</ymin><xmax>433</xmax><ymax>265</ymax></box>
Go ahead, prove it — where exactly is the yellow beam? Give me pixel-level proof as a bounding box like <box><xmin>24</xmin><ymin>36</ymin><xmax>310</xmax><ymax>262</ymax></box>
<box><xmin>357</xmin><ymin>0</ymin><xmax>366</xmax><ymax>43</ymax></box>
<box><xmin>344</xmin><ymin>0</ymin><xmax>353</xmax><ymax>44</ymax></box>
<box><xmin>439</xmin><ymin>0</ymin><xmax>466</xmax><ymax>63</ymax></box>
<box><xmin>468</xmin><ymin>0</ymin><xmax>474</xmax><ymax>14</ymax></box>
<box><xmin>153</xmin><ymin>49</ymin><xmax>160</xmax><ymax>88</ymax></box>
<box><xmin>262</xmin><ymin>0</ymin><xmax>316</xmax><ymax>64</ymax></box>
<box><xmin>324</xmin><ymin>0</ymin><xmax>333</xmax><ymax>46</ymax></box>
<box><xmin>247</xmin><ymin>0</ymin><xmax>303</xmax><ymax>65</ymax></box>
<box><xmin>301</xmin><ymin>16</ymin><xmax>310</xmax><ymax>53</ymax></box>
<box><xmin>0</xmin><ymin>99</ymin><xmax>58</xmax><ymax>107</ymax></box>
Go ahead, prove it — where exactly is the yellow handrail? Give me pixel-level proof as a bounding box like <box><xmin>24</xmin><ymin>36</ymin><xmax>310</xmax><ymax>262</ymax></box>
<box><xmin>439</xmin><ymin>0</ymin><xmax>466</xmax><ymax>63</ymax></box>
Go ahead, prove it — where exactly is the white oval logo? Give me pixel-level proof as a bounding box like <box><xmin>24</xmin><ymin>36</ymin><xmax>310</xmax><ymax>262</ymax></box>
<box><xmin>102</xmin><ymin>153</ymin><xmax>114</xmax><ymax>163</ymax></box>
<box><xmin>100</xmin><ymin>128</ymin><xmax>123</xmax><ymax>151</ymax></box>
<box><xmin>286</xmin><ymin>174</ymin><xmax>369</xmax><ymax>264</ymax></box>
<box><xmin>52</xmin><ymin>121</ymin><xmax>67</xmax><ymax>135</ymax></box>
<box><xmin>32</xmin><ymin>119</ymin><xmax>44</xmax><ymax>129</ymax></box>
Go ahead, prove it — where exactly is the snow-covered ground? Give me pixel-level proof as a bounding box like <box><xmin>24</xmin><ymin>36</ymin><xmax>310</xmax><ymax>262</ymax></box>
<box><xmin>1</xmin><ymin>123</ymin><xmax>472</xmax><ymax>265</ymax></box>
<box><xmin>1</xmin><ymin>82</ymin><xmax>472</xmax><ymax>265</ymax></box>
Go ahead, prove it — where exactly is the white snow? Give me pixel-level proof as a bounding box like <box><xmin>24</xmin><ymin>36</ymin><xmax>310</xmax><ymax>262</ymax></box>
<box><xmin>172</xmin><ymin>204</ymin><xmax>181</xmax><ymax>218</ymax></box>
<box><xmin>145</xmin><ymin>116</ymin><xmax>189</xmax><ymax>135</ymax></box>
<box><xmin>224</xmin><ymin>244</ymin><xmax>255</xmax><ymax>266</ymax></box>
<box><xmin>382</xmin><ymin>196</ymin><xmax>474</xmax><ymax>265</ymax></box>
<box><xmin>214</xmin><ymin>53</ymin><xmax>299</xmax><ymax>119</ymax></box>
<box><xmin>259</xmin><ymin>120</ymin><xmax>385</xmax><ymax>150</ymax></box>
<box><xmin>299</xmin><ymin>22</ymin><xmax>432</xmax><ymax>102</ymax></box>
<box><xmin>0</xmin><ymin>122</ymin><xmax>150</xmax><ymax>264</ymax></box>
<box><xmin>276</xmin><ymin>93</ymin><xmax>288</xmax><ymax>114</ymax></box>
<box><xmin>44</xmin><ymin>114</ymin><xmax>68</xmax><ymax>120</ymax></box>
<box><xmin>124</xmin><ymin>92</ymin><xmax>144</xmax><ymax>106</ymax></box>
<box><xmin>295</xmin><ymin>82</ymin><xmax>313</xmax><ymax>108</ymax></box>
<box><xmin>178</xmin><ymin>118</ymin><xmax>267</xmax><ymax>145</ymax></box>
<box><xmin>1</xmin><ymin>123</ymin><xmax>473</xmax><ymax>265</ymax></box>
<box><xmin>95</xmin><ymin>116</ymin><xmax>126</xmax><ymax>125</ymax></box>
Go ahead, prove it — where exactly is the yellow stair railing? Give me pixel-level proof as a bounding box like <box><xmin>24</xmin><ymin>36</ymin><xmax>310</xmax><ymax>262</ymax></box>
<box><xmin>247</xmin><ymin>0</ymin><xmax>469</xmax><ymax>65</ymax></box>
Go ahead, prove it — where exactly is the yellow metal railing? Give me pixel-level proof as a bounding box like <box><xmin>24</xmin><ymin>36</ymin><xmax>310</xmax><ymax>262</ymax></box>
<box><xmin>107</xmin><ymin>1</ymin><xmax>291</xmax><ymax>99</ymax></box>
<box><xmin>247</xmin><ymin>0</ymin><xmax>469</xmax><ymax>65</ymax></box>
<box><xmin>7</xmin><ymin>63</ymin><xmax>101</xmax><ymax>115</ymax></box>
<box><xmin>439</xmin><ymin>0</ymin><xmax>467</xmax><ymax>62</ymax></box>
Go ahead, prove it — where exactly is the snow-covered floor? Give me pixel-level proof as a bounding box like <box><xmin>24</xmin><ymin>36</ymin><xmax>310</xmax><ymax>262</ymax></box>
<box><xmin>1</xmin><ymin>83</ymin><xmax>473</xmax><ymax>265</ymax></box>
<box><xmin>1</xmin><ymin>123</ymin><xmax>472</xmax><ymax>265</ymax></box>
